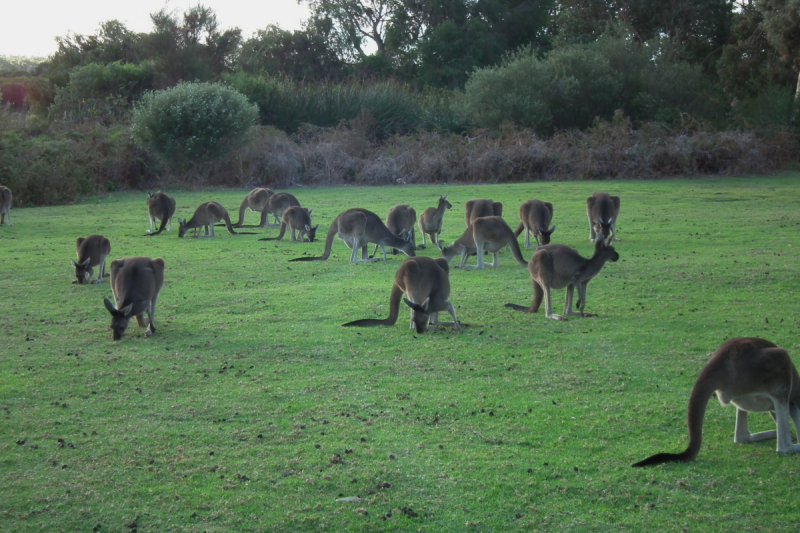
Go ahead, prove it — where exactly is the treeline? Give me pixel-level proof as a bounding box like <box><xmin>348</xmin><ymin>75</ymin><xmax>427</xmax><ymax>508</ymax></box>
<box><xmin>1</xmin><ymin>1</ymin><xmax>799</xmax><ymax>206</ymax></box>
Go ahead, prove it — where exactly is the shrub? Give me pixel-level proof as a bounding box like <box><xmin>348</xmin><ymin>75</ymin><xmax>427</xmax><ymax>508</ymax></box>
<box><xmin>131</xmin><ymin>81</ymin><xmax>258</xmax><ymax>168</ymax></box>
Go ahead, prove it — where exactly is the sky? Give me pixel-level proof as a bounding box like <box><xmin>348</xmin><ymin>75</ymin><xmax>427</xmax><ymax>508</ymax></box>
<box><xmin>1</xmin><ymin>0</ymin><xmax>311</xmax><ymax>58</ymax></box>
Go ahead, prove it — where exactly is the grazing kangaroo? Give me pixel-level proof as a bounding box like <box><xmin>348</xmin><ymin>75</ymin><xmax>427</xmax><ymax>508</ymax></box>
<box><xmin>264</xmin><ymin>193</ymin><xmax>301</xmax><ymax>227</ymax></box>
<box><xmin>418</xmin><ymin>195</ymin><xmax>451</xmax><ymax>251</ymax></box>
<box><xmin>258</xmin><ymin>207</ymin><xmax>318</xmax><ymax>242</ymax></box>
<box><xmin>0</xmin><ymin>185</ymin><xmax>12</xmax><ymax>226</ymax></box>
<box><xmin>103</xmin><ymin>256</ymin><xmax>165</xmax><ymax>340</ymax></box>
<box><xmin>441</xmin><ymin>216</ymin><xmax>528</xmax><ymax>269</ymax></box>
<box><xmin>290</xmin><ymin>208</ymin><xmax>415</xmax><ymax>263</ymax></box>
<box><xmin>465</xmin><ymin>198</ymin><xmax>502</xmax><ymax>227</ymax></box>
<box><xmin>372</xmin><ymin>204</ymin><xmax>416</xmax><ymax>257</ymax></box>
<box><xmin>586</xmin><ymin>192</ymin><xmax>620</xmax><ymax>243</ymax></box>
<box><xmin>145</xmin><ymin>191</ymin><xmax>176</xmax><ymax>236</ymax></box>
<box><xmin>515</xmin><ymin>199</ymin><xmax>555</xmax><ymax>248</ymax></box>
<box><xmin>71</xmin><ymin>235</ymin><xmax>111</xmax><ymax>284</ymax></box>
<box><xmin>505</xmin><ymin>234</ymin><xmax>619</xmax><ymax>320</ymax></box>
<box><xmin>633</xmin><ymin>337</ymin><xmax>800</xmax><ymax>467</ymax></box>
<box><xmin>233</xmin><ymin>188</ymin><xmax>274</xmax><ymax>227</ymax></box>
<box><xmin>342</xmin><ymin>256</ymin><xmax>461</xmax><ymax>333</ymax></box>
<box><xmin>178</xmin><ymin>201</ymin><xmax>238</xmax><ymax>238</ymax></box>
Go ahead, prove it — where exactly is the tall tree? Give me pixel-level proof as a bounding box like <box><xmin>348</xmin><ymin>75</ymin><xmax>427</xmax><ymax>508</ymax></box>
<box><xmin>757</xmin><ymin>0</ymin><xmax>800</xmax><ymax>95</ymax></box>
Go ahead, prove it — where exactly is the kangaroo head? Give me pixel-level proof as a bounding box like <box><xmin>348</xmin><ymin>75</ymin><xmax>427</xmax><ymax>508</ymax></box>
<box><xmin>104</xmin><ymin>298</ymin><xmax>134</xmax><ymax>340</ymax></box>
<box><xmin>594</xmin><ymin>233</ymin><xmax>619</xmax><ymax>262</ymax></box>
<box><xmin>71</xmin><ymin>258</ymin><xmax>93</xmax><ymax>284</ymax></box>
<box><xmin>178</xmin><ymin>218</ymin><xmax>188</xmax><ymax>238</ymax></box>
<box><xmin>404</xmin><ymin>298</ymin><xmax>431</xmax><ymax>333</ymax></box>
<box><xmin>536</xmin><ymin>225</ymin><xmax>556</xmax><ymax>245</ymax></box>
<box><xmin>403</xmin><ymin>240</ymin><xmax>416</xmax><ymax>257</ymax></box>
<box><xmin>440</xmin><ymin>195</ymin><xmax>452</xmax><ymax>210</ymax></box>
<box><xmin>305</xmin><ymin>224</ymin><xmax>319</xmax><ymax>242</ymax></box>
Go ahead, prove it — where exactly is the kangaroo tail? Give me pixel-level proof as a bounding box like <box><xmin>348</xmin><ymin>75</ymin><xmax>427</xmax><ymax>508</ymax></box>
<box><xmin>233</xmin><ymin>198</ymin><xmax>248</xmax><ymax>227</ymax></box>
<box><xmin>632</xmin><ymin>369</ymin><xmax>718</xmax><ymax>467</ymax></box>
<box><xmin>514</xmin><ymin>221</ymin><xmax>525</xmax><ymax>238</ymax></box>
<box><xmin>504</xmin><ymin>280</ymin><xmax>542</xmax><ymax>312</ymax></box>
<box><xmin>508</xmin><ymin>232</ymin><xmax>529</xmax><ymax>267</ymax></box>
<box><xmin>342</xmin><ymin>285</ymin><xmax>402</xmax><ymax>327</ymax></box>
<box><xmin>223</xmin><ymin>214</ymin><xmax>237</xmax><ymax>235</ymax></box>
<box><xmin>259</xmin><ymin>222</ymin><xmax>287</xmax><ymax>241</ymax></box>
<box><xmin>290</xmin><ymin>217</ymin><xmax>338</xmax><ymax>262</ymax></box>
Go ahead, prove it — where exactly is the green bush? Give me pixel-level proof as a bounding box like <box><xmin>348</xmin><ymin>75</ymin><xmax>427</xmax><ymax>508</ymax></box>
<box><xmin>48</xmin><ymin>61</ymin><xmax>156</xmax><ymax>123</ymax></box>
<box><xmin>131</xmin><ymin>81</ymin><xmax>258</xmax><ymax>167</ymax></box>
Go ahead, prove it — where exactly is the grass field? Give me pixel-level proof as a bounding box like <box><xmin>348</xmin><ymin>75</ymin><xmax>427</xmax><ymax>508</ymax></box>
<box><xmin>1</xmin><ymin>175</ymin><xmax>799</xmax><ymax>532</ymax></box>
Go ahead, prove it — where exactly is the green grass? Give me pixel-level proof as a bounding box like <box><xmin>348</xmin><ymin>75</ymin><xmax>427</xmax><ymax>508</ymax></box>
<box><xmin>1</xmin><ymin>175</ymin><xmax>800</xmax><ymax>532</ymax></box>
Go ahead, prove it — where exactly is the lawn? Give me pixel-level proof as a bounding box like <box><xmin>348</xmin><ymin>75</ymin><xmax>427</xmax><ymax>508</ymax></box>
<box><xmin>1</xmin><ymin>175</ymin><xmax>799</xmax><ymax>532</ymax></box>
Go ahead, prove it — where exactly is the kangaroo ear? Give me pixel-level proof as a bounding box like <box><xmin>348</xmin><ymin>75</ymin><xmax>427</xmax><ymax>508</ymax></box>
<box><xmin>597</xmin><ymin>217</ymin><xmax>603</xmax><ymax>224</ymax></box>
<box><xmin>608</xmin><ymin>217</ymin><xmax>614</xmax><ymax>224</ymax></box>
<box><xmin>312</xmin><ymin>224</ymin><xmax>319</xmax><ymax>230</ymax></box>
<box><xmin>119</xmin><ymin>303</ymin><xmax>134</xmax><ymax>318</ymax></box>
<box><xmin>70</xmin><ymin>259</ymin><xmax>77</xmax><ymax>268</ymax></box>
<box><xmin>81</xmin><ymin>258</ymin><xmax>91</xmax><ymax>267</ymax></box>
<box><xmin>403</xmin><ymin>298</ymin><xmax>416</xmax><ymax>310</ymax></box>
<box><xmin>308</xmin><ymin>208</ymin><xmax>313</xmax><ymax>216</ymax></box>
<box><xmin>178</xmin><ymin>218</ymin><xmax>184</xmax><ymax>225</ymax></box>
<box><xmin>549</xmin><ymin>225</ymin><xmax>556</xmax><ymax>233</ymax></box>
<box><xmin>103</xmin><ymin>298</ymin><xmax>117</xmax><ymax>314</ymax></box>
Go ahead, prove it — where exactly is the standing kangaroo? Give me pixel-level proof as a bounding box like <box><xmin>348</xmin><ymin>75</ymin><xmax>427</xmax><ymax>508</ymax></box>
<box><xmin>441</xmin><ymin>216</ymin><xmax>528</xmax><ymax>269</ymax></box>
<box><xmin>633</xmin><ymin>337</ymin><xmax>800</xmax><ymax>467</ymax></box>
<box><xmin>233</xmin><ymin>188</ymin><xmax>274</xmax><ymax>227</ymax></box>
<box><xmin>290</xmin><ymin>208</ymin><xmax>415</xmax><ymax>263</ymax></box>
<box><xmin>145</xmin><ymin>191</ymin><xmax>176</xmax><ymax>236</ymax></box>
<box><xmin>418</xmin><ymin>195</ymin><xmax>451</xmax><ymax>250</ymax></box>
<box><xmin>505</xmin><ymin>234</ymin><xmax>619</xmax><ymax>320</ymax></box>
<box><xmin>515</xmin><ymin>199</ymin><xmax>555</xmax><ymax>248</ymax></box>
<box><xmin>258</xmin><ymin>207</ymin><xmax>318</xmax><ymax>242</ymax></box>
<box><xmin>71</xmin><ymin>235</ymin><xmax>111</xmax><ymax>284</ymax></box>
<box><xmin>372</xmin><ymin>204</ymin><xmax>416</xmax><ymax>257</ymax></box>
<box><xmin>0</xmin><ymin>185</ymin><xmax>12</xmax><ymax>226</ymax></box>
<box><xmin>465</xmin><ymin>198</ymin><xmax>502</xmax><ymax>227</ymax></box>
<box><xmin>178</xmin><ymin>202</ymin><xmax>237</xmax><ymax>238</ymax></box>
<box><xmin>103</xmin><ymin>256</ymin><xmax>165</xmax><ymax>340</ymax></box>
<box><xmin>342</xmin><ymin>256</ymin><xmax>461</xmax><ymax>333</ymax></box>
<box><xmin>586</xmin><ymin>192</ymin><xmax>620</xmax><ymax>243</ymax></box>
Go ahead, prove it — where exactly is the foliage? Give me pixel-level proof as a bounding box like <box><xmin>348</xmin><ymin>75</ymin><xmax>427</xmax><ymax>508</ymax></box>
<box><xmin>460</xmin><ymin>37</ymin><xmax>724</xmax><ymax>134</ymax></box>
<box><xmin>48</xmin><ymin>62</ymin><xmax>156</xmax><ymax>123</ymax></box>
<box><xmin>0</xmin><ymin>55</ymin><xmax>46</xmax><ymax>73</ymax></box>
<box><xmin>224</xmin><ymin>73</ymin><xmax>424</xmax><ymax>139</ymax></box>
<box><xmin>130</xmin><ymin>82</ymin><xmax>258</xmax><ymax>168</ymax></box>
<box><xmin>2</xmin><ymin>179</ymin><xmax>800</xmax><ymax>531</ymax></box>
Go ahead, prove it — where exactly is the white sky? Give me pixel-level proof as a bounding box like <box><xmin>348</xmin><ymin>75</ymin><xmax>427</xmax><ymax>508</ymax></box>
<box><xmin>1</xmin><ymin>0</ymin><xmax>310</xmax><ymax>58</ymax></box>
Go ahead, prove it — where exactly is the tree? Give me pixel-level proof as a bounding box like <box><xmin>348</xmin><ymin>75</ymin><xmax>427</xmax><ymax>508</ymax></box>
<box><xmin>237</xmin><ymin>25</ymin><xmax>345</xmax><ymax>79</ymax></box>
<box><xmin>757</xmin><ymin>0</ymin><xmax>800</xmax><ymax>96</ymax></box>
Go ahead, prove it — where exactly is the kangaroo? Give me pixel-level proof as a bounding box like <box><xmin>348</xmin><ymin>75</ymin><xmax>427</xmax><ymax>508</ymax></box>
<box><xmin>289</xmin><ymin>208</ymin><xmax>415</xmax><ymax>263</ymax></box>
<box><xmin>505</xmin><ymin>234</ymin><xmax>619</xmax><ymax>320</ymax></box>
<box><xmin>515</xmin><ymin>199</ymin><xmax>555</xmax><ymax>248</ymax></box>
<box><xmin>0</xmin><ymin>185</ymin><xmax>12</xmax><ymax>226</ymax></box>
<box><xmin>264</xmin><ymin>193</ymin><xmax>301</xmax><ymax>227</ymax></box>
<box><xmin>465</xmin><ymin>198</ymin><xmax>502</xmax><ymax>227</ymax></box>
<box><xmin>586</xmin><ymin>192</ymin><xmax>620</xmax><ymax>243</ymax></box>
<box><xmin>71</xmin><ymin>234</ymin><xmax>111</xmax><ymax>284</ymax></box>
<box><xmin>441</xmin><ymin>216</ymin><xmax>528</xmax><ymax>269</ymax></box>
<box><xmin>178</xmin><ymin>201</ymin><xmax>237</xmax><ymax>238</ymax></box>
<box><xmin>103</xmin><ymin>256</ymin><xmax>165</xmax><ymax>340</ymax></box>
<box><xmin>372</xmin><ymin>204</ymin><xmax>416</xmax><ymax>257</ymax></box>
<box><xmin>342</xmin><ymin>256</ymin><xmax>461</xmax><ymax>333</ymax></box>
<box><xmin>633</xmin><ymin>337</ymin><xmax>800</xmax><ymax>467</ymax></box>
<box><xmin>145</xmin><ymin>191</ymin><xmax>176</xmax><ymax>236</ymax></box>
<box><xmin>418</xmin><ymin>195</ymin><xmax>451</xmax><ymax>250</ymax></box>
<box><xmin>232</xmin><ymin>188</ymin><xmax>274</xmax><ymax>227</ymax></box>
<box><xmin>258</xmin><ymin>207</ymin><xmax>318</xmax><ymax>242</ymax></box>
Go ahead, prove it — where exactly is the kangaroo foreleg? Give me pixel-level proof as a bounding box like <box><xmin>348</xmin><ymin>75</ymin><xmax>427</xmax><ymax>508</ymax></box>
<box><xmin>734</xmin><ymin>408</ymin><xmax>777</xmax><ymax>444</ymax></box>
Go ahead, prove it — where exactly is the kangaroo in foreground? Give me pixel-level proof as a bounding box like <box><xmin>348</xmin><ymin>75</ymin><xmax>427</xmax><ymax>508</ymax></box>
<box><xmin>505</xmin><ymin>234</ymin><xmax>619</xmax><ymax>320</ymax></box>
<box><xmin>179</xmin><ymin>202</ymin><xmax>238</xmax><ymax>238</ymax></box>
<box><xmin>290</xmin><ymin>208</ymin><xmax>415</xmax><ymax>263</ymax></box>
<box><xmin>258</xmin><ymin>207</ymin><xmax>318</xmax><ymax>242</ymax></box>
<box><xmin>515</xmin><ymin>199</ymin><xmax>555</xmax><ymax>248</ymax></box>
<box><xmin>441</xmin><ymin>216</ymin><xmax>528</xmax><ymax>269</ymax></box>
<box><xmin>232</xmin><ymin>188</ymin><xmax>274</xmax><ymax>227</ymax></box>
<box><xmin>586</xmin><ymin>192</ymin><xmax>620</xmax><ymax>243</ymax></box>
<box><xmin>633</xmin><ymin>337</ymin><xmax>800</xmax><ymax>467</ymax></box>
<box><xmin>0</xmin><ymin>185</ymin><xmax>12</xmax><ymax>226</ymax></box>
<box><xmin>71</xmin><ymin>235</ymin><xmax>111</xmax><ymax>284</ymax></box>
<box><xmin>103</xmin><ymin>256</ymin><xmax>164</xmax><ymax>340</ymax></box>
<box><xmin>342</xmin><ymin>256</ymin><xmax>461</xmax><ymax>333</ymax></box>
<box><xmin>145</xmin><ymin>191</ymin><xmax>176</xmax><ymax>235</ymax></box>
<box><xmin>372</xmin><ymin>204</ymin><xmax>416</xmax><ymax>257</ymax></box>
<box><xmin>418</xmin><ymin>195</ymin><xmax>451</xmax><ymax>250</ymax></box>
<box><xmin>465</xmin><ymin>198</ymin><xmax>502</xmax><ymax>227</ymax></box>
